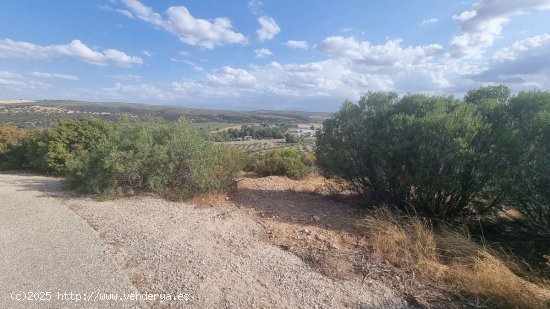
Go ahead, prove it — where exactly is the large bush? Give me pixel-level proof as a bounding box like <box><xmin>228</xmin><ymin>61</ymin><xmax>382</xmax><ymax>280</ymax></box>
<box><xmin>316</xmin><ymin>88</ymin><xmax>546</xmax><ymax>220</ymax></box>
<box><xmin>504</xmin><ymin>92</ymin><xmax>550</xmax><ymax>229</ymax></box>
<box><xmin>64</xmin><ymin>119</ymin><xmax>242</xmax><ymax>200</ymax></box>
<box><xmin>254</xmin><ymin>147</ymin><xmax>310</xmax><ymax>179</ymax></box>
<box><xmin>0</xmin><ymin>124</ymin><xmax>32</xmax><ymax>170</ymax></box>
<box><xmin>3</xmin><ymin>118</ymin><xmax>115</xmax><ymax>174</ymax></box>
<box><xmin>42</xmin><ymin>119</ymin><xmax>114</xmax><ymax>175</ymax></box>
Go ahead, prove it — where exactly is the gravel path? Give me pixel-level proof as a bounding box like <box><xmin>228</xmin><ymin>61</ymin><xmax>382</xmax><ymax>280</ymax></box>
<box><xmin>0</xmin><ymin>174</ymin><xmax>139</xmax><ymax>308</ymax></box>
<box><xmin>1</xmin><ymin>173</ymin><xmax>409</xmax><ymax>308</ymax></box>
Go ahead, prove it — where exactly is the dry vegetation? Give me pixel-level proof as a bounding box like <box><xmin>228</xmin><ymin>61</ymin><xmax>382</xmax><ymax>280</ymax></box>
<box><xmin>230</xmin><ymin>174</ymin><xmax>550</xmax><ymax>309</ymax></box>
<box><xmin>362</xmin><ymin>209</ymin><xmax>550</xmax><ymax>308</ymax></box>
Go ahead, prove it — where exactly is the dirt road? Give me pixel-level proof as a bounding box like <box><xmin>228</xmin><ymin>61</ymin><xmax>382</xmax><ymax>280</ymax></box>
<box><xmin>0</xmin><ymin>173</ymin><xmax>409</xmax><ymax>308</ymax></box>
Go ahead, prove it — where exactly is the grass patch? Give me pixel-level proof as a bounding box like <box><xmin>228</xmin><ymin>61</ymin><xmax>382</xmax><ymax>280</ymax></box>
<box><xmin>360</xmin><ymin>208</ymin><xmax>550</xmax><ymax>308</ymax></box>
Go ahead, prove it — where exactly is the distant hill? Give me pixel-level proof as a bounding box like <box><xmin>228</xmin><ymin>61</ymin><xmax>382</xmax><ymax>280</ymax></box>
<box><xmin>0</xmin><ymin>100</ymin><xmax>330</xmax><ymax>128</ymax></box>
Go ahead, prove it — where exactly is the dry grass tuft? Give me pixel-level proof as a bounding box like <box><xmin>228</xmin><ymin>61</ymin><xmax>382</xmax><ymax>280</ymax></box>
<box><xmin>449</xmin><ymin>251</ymin><xmax>549</xmax><ymax>309</ymax></box>
<box><xmin>360</xmin><ymin>208</ymin><xmax>550</xmax><ymax>309</ymax></box>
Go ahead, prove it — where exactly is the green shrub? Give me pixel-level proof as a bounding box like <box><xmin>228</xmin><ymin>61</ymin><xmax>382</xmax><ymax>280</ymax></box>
<box><xmin>316</xmin><ymin>90</ymin><xmax>513</xmax><ymax>219</ymax></box>
<box><xmin>44</xmin><ymin>119</ymin><xmax>115</xmax><ymax>175</ymax></box>
<box><xmin>317</xmin><ymin>88</ymin><xmax>550</xmax><ymax>224</ymax></box>
<box><xmin>20</xmin><ymin>130</ymin><xmax>49</xmax><ymax>172</ymax></box>
<box><xmin>0</xmin><ymin>124</ymin><xmax>32</xmax><ymax>170</ymax></box>
<box><xmin>3</xmin><ymin>118</ymin><xmax>115</xmax><ymax>175</ymax></box>
<box><xmin>285</xmin><ymin>133</ymin><xmax>302</xmax><ymax>143</ymax></box>
<box><xmin>504</xmin><ymin>92</ymin><xmax>550</xmax><ymax>230</ymax></box>
<box><xmin>254</xmin><ymin>147</ymin><xmax>309</xmax><ymax>179</ymax></box>
<box><xmin>64</xmin><ymin>118</ymin><xmax>242</xmax><ymax>200</ymax></box>
<box><xmin>238</xmin><ymin>150</ymin><xmax>259</xmax><ymax>172</ymax></box>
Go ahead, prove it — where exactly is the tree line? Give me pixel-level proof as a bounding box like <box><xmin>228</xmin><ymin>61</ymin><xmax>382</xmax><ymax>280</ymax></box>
<box><xmin>210</xmin><ymin>124</ymin><xmax>286</xmax><ymax>141</ymax></box>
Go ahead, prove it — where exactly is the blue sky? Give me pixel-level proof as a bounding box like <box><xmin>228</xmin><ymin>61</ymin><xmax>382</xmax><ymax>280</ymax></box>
<box><xmin>0</xmin><ymin>0</ymin><xmax>550</xmax><ymax>111</ymax></box>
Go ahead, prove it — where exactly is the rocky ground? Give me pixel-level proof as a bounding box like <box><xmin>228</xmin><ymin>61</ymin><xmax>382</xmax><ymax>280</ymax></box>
<box><xmin>2</xmin><ymin>173</ymin><xmax>413</xmax><ymax>308</ymax></box>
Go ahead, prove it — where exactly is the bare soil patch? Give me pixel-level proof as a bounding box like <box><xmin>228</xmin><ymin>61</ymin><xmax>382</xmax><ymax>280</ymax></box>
<box><xmin>49</xmin><ymin>175</ymin><xmax>410</xmax><ymax>309</ymax></box>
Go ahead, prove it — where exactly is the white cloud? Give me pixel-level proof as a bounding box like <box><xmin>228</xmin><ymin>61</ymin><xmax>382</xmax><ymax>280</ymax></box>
<box><xmin>316</xmin><ymin>36</ymin><xmax>444</xmax><ymax>67</ymax></box>
<box><xmin>98</xmin><ymin>4</ymin><xmax>134</xmax><ymax>19</ymax></box>
<box><xmin>450</xmin><ymin>0</ymin><xmax>550</xmax><ymax>57</ymax></box>
<box><xmin>96</xmin><ymin>48</ymin><xmax>498</xmax><ymax>110</ymax></box>
<box><xmin>118</xmin><ymin>0</ymin><xmax>247</xmax><ymax>49</ymax></box>
<box><xmin>205</xmin><ymin>66</ymin><xmax>257</xmax><ymax>87</ymax></box>
<box><xmin>0</xmin><ymin>71</ymin><xmax>26</xmax><ymax>89</ymax></box>
<box><xmin>0</xmin><ymin>71</ymin><xmax>21</xmax><ymax>79</ymax></box>
<box><xmin>0</xmin><ymin>71</ymin><xmax>52</xmax><ymax>92</ymax></box>
<box><xmin>250</xmin><ymin>60</ymin><xmax>394</xmax><ymax>97</ymax></box>
<box><xmin>170</xmin><ymin>58</ymin><xmax>204</xmax><ymax>71</ymax></box>
<box><xmin>420</xmin><ymin>18</ymin><xmax>438</xmax><ymax>25</ymax></box>
<box><xmin>149</xmin><ymin>59</ymin><xmax>398</xmax><ymax>110</ymax></box>
<box><xmin>99</xmin><ymin>34</ymin><xmax>476</xmax><ymax>109</ymax></box>
<box><xmin>284</xmin><ymin>40</ymin><xmax>308</xmax><ymax>49</ymax></box>
<box><xmin>247</xmin><ymin>0</ymin><xmax>263</xmax><ymax>15</ymax></box>
<box><xmin>0</xmin><ymin>39</ymin><xmax>142</xmax><ymax>66</ymax></box>
<box><xmin>30</xmin><ymin>71</ymin><xmax>79</xmax><ymax>80</ymax></box>
<box><xmin>473</xmin><ymin>33</ymin><xmax>550</xmax><ymax>89</ymax></box>
<box><xmin>108</xmin><ymin>74</ymin><xmax>142</xmax><ymax>81</ymax></box>
<box><xmin>161</xmin><ymin>35</ymin><xmax>487</xmax><ymax>105</ymax></box>
<box><xmin>116</xmin><ymin>9</ymin><xmax>134</xmax><ymax>18</ymax></box>
<box><xmin>257</xmin><ymin>16</ymin><xmax>280</xmax><ymax>41</ymax></box>
<box><xmin>102</xmin><ymin>82</ymin><xmax>166</xmax><ymax>100</ymax></box>
<box><xmin>254</xmin><ymin>48</ymin><xmax>272</xmax><ymax>58</ymax></box>
<box><xmin>142</xmin><ymin>50</ymin><xmax>152</xmax><ymax>57</ymax></box>
<box><xmin>454</xmin><ymin>10</ymin><xmax>477</xmax><ymax>23</ymax></box>
<box><xmin>494</xmin><ymin>33</ymin><xmax>550</xmax><ymax>62</ymax></box>
<box><xmin>107</xmin><ymin>58</ymin><xmax>427</xmax><ymax>109</ymax></box>
<box><xmin>165</xmin><ymin>7</ymin><xmax>247</xmax><ymax>49</ymax></box>
<box><xmin>316</xmin><ymin>36</ymin><xmax>364</xmax><ymax>59</ymax></box>
<box><xmin>120</xmin><ymin>0</ymin><xmax>163</xmax><ymax>26</ymax></box>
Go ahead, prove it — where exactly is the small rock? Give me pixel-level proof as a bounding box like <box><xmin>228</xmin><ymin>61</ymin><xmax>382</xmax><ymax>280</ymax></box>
<box><xmin>313</xmin><ymin>215</ymin><xmax>321</xmax><ymax>222</ymax></box>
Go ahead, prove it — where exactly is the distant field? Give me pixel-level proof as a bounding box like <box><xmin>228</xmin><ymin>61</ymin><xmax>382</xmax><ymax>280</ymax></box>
<box><xmin>0</xmin><ymin>100</ymin><xmax>330</xmax><ymax>128</ymax></box>
<box><xmin>223</xmin><ymin>138</ymin><xmax>315</xmax><ymax>153</ymax></box>
<box><xmin>216</xmin><ymin>124</ymin><xmax>243</xmax><ymax>132</ymax></box>
<box><xmin>194</xmin><ymin>122</ymin><xmax>236</xmax><ymax>131</ymax></box>
<box><xmin>0</xmin><ymin>99</ymin><xmax>35</xmax><ymax>104</ymax></box>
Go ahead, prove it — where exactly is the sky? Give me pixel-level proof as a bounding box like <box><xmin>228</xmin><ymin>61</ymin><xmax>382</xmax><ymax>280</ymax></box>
<box><xmin>0</xmin><ymin>0</ymin><xmax>549</xmax><ymax>111</ymax></box>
